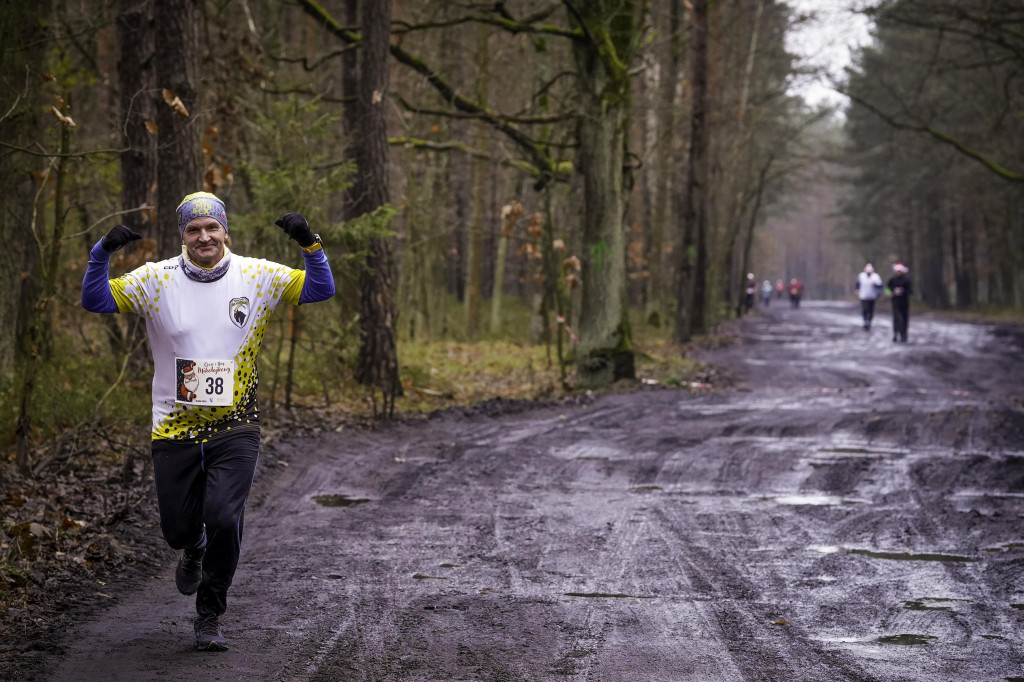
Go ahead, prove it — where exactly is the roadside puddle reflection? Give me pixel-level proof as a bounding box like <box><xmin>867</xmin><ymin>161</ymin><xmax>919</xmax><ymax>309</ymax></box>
<box><xmin>904</xmin><ymin>598</ymin><xmax>960</xmax><ymax>611</ymax></box>
<box><xmin>564</xmin><ymin>592</ymin><xmax>654</xmax><ymax>599</ymax></box>
<box><xmin>762</xmin><ymin>494</ymin><xmax>864</xmax><ymax>506</ymax></box>
<box><xmin>876</xmin><ymin>634</ymin><xmax>937</xmax><ymax>645</ymax></box>
<box><xmin>848</xmin><ymin>548</ymin><xmax>979</xmax><ymax>562</ymax></box>
<box><xmin>808</xmin><ymin>545</ymin><xmax>979</xmax><ymax>562</ymax></box>
<box><xmin>312</xmin><ymin>494</ymin><xmax>369</xmax><ymax>507</ymax></box>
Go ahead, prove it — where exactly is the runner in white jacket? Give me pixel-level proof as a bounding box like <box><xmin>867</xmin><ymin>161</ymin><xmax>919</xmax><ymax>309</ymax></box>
<box><xmin>855</xmin><ymin>263</ymin><xmax>884</xmax><ymax>330</ymax></box>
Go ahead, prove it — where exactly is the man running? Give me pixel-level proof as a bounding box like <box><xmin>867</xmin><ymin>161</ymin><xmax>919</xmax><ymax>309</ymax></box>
<box><xmin>888</xmin><ymin>262</ymin><xmax>912</xmax><ymax>343</ymax></box>
<box><xmin>81</xmin><ymin>192</ymin><xmax>335</xmax><ymax>650</ymax></box>
<box><xmin>855</xmin><ymin>263</ymin><xmax>883</xmax><ymax>329</ymax></box>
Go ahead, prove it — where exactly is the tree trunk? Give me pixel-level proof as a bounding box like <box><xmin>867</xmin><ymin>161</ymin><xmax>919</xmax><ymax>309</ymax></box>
<box><xmin>154</xmin><ymin>0</ymin><xmax>200</xmax><ymax>257</ymax></box>
<box><xmin>16</xmin><ymin>121</ymin><xmax>70</xmax><ymax>473</ymax></box>
<box><xmin>464</xmin><ymin>25</ymin><xmax>491</xmax><ymax>337</ymax></box>
<box><xmin>117</xmin><ymin>0</ymin><xmax>155</xmax><ymax>372</ymax></box>
<box><xmin>569</xmin><ymin>2</ymin><xmax>639</xmax><ymax>388</ymax></box>
<box><xmin>118</xmin><ymin>0</ymin><xmax>156</xmax><ymax>233</ymax></box>
<box><xmin>340</xmin><ymin>0</ymin><xmax>359</xmax><ymax>219</ymax></box>
<box><xmin>352</xmin><ymin>0</ymin><xmax>401</xmax><ymax>417</ymax></box>
<box><xmin>0</xmin><ymin>0</ymin><xmax>51</xmax><ymax>378</ymax></box>
<box><xmin>646</xmin><ymin>0</ymin><xmax>681</xmax><ymax>329</ymax></box>
<box><xmin>676</xmin><ymin>0</ymin><xmax>709</xmax><ymax>343</ymax></box>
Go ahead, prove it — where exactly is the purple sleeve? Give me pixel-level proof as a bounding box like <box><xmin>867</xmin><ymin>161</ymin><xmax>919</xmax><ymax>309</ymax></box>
<box><xmin>81</xmin><ymin>240</ymin><xmax>119</xmax><ymax>313</ymax></box>
<box><xmin>298</xmin><ymin>248</ymin><xmax>336</xmax><ymax>304</ymax></box>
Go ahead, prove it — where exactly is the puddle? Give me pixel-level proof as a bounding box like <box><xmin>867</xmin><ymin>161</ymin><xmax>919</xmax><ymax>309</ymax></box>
<box><xmin>762</xmin><ymin>494</ymin><xmax>863</xmax><ymax>506</ymax></box>
<box><xmin>985</xmin><ymin>542</ymin><xmax>1024</xmax><ymax>552</ymax></box>
<box><xmin>412</xmin><ymin>573</ymin><xmax>447</xmax><ymax>580</ymax></box>
<box><xmin>564</xmin><ymin>592</ymin><xmax>654</xmax><ymax>599</ymax></box>
<box><xmin>980</xmin><ymin>634</ymin><xmax>1008</xmax><ymax>641</ymax></box>
<box><xmin>904</xmin><ymin>599</ymin><xmax>954</xmax><ymax>611</ymax></box>
<box><xmin>876</xmin><ymin>634</ymin><xmax>937</xmax><ymax>645</ymax></box>
<box><xmin>847</xmin><ymin>548</ymin><xmax>979</xmax><ymax>563</ymax></box>
<box><xmin>818</xmin><ymin>447</ymin><xmax>901</xmax><ymax>456</ymax></box>
<box><xmin>1010</xmin><ymin>603</ymin><xmax>1024</xmax><ymax>610</ymax></box>
<box><xmin>630</xmin><ymin>485</ymin><xmax>663</xmax><ymax>493</ymax></box>
<box><xmin>808</xmin><ymin>545</ymin><xmax>980</xmax><ymax>562</ymax></box>
<box><xmin>312</xmin><ymin>494</ymin><xmax>369</xmax><ymax>507</ymax></box>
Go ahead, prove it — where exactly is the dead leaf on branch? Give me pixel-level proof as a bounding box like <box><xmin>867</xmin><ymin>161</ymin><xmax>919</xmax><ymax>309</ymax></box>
<box><xmin>49</xmin><ymin>106</ymin><xmax>77</xmax><ymax>129</ymax></box>
<box><xmin>144</xmin><ymin>120</ymin><xmax>158</xmax><ymax>134</ymax></box>
<box><xmin>162</xmin><ymin>88</ymin><xmax>189</xmax><ymax>117</ymax></box>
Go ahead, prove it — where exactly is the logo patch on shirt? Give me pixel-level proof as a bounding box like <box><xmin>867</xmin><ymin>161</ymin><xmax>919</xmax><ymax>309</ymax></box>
<box><xmin>229</xmin><ymin>297</ymin><xmax>250</xmax><ymax>328</ymax></box>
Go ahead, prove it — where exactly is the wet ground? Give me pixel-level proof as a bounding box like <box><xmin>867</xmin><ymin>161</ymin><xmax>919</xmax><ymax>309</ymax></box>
<box><xmin>37</xmin><ymin>301</ymin><xmax>1024</xmax><ymax>680</ymax></box>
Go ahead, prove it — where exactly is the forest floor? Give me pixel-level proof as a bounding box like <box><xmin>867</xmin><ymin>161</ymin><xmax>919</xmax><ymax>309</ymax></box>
<box><xmin>5</xmin><ymin>299</ymin><xmax>1024</xmax><ymax>680</ymax></box>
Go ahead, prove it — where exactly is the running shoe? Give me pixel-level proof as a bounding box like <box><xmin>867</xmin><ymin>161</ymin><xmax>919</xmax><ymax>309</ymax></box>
<box><xmin>194</xmin><ymin>615</ymin><xmax>228</xmax><ymax>651</ymax></box>
<box><xmin>175</xmin><ymin>549</ymin><xmax>203</xmax><ymax>596</ymax></box>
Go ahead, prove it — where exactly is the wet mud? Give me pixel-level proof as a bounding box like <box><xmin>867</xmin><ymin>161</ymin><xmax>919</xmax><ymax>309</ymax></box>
<box><xmin>36</xmin><ymin>301</ymin><xmax>1024</xmax><ymax>680</ymax></box>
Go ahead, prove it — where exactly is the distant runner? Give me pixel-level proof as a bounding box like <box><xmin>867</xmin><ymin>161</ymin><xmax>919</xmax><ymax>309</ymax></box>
<box><xmin>855</xmin><ymin>263</ymin><xmax>883</xmax><ymax>329</ymax></box>
<box><xmin>788</xmin><ymin>278</ymin><xmax>804</xmax><ymax>308</ymax></box>
<box><xmin>888</xmin><ymin>262</ymin><xmax>912</xmax><ymax>343</ymax></box>
<box><xmin>81</xmin><ymin>192</ymin><xmax>335</xmax><ymax>651</ymax></box>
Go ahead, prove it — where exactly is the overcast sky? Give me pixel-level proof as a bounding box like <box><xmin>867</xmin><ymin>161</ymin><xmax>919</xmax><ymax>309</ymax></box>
<box><xmin>785</xmin><ymin>0</ymin><xmax>874</xmax><ymax>108</ymax></box>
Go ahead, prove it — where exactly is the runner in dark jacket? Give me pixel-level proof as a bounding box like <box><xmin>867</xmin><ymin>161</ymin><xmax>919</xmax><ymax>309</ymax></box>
<box><xmin>887</xmin><ymin>263</ymin><xmax>912</xmax><ymax>343</ymax></box>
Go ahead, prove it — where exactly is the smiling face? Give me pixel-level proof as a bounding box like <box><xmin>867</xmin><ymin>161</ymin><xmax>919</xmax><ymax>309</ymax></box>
<box><xmin>182</xmin><ymin>216</ymin><xmax>227</xmax><ymax>267</ymax></box>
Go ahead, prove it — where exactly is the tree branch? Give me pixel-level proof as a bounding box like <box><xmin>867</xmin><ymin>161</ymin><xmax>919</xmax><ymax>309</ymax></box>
<box><xmin>843</xmin><ymin>89</ymin><xmax>1024</xmax><ymax>182</ymax></box>
<box><xmin>293</xmin><ymin>0</ymin><xmax>570</xmax><ymax>187</ymax></box>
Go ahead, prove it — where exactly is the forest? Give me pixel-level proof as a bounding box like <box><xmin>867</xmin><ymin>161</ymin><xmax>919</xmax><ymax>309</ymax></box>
<box><xmin>1</xmin><ymin>1</ymin><xmax>1023</xmax><ymax>483</ymax></box>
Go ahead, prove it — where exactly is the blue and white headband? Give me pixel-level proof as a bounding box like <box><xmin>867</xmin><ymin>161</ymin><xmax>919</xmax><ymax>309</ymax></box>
<box><xmin>176</xmin><ymin>191</ymin><xmax>228</xmax><ymax>236</ymax></box>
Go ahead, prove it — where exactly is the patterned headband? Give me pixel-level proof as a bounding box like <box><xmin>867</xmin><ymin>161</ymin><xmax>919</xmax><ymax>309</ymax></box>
<box><xmin>176</xmin><ymin>191</ymin><xmax>228</xmax><ymax>235</ymax></box>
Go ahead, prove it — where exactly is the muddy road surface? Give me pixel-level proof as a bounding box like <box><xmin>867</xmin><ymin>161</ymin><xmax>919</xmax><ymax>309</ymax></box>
<box><xmin>41</xmin><ymin>301</ymin><xmax>1024</xmax><ymax>681</ymax></box>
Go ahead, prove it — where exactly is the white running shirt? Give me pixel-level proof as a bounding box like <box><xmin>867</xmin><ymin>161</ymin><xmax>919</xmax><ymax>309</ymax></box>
<box><xmin>109</xmin><ymin>248</ymin><xmax>304</xmax><ymax>441</ymax></box>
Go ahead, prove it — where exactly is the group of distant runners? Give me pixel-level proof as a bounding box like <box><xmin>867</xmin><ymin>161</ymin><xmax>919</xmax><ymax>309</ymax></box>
<box><xmin>744</xmin><ymin>273</ymin><xmax>803</xmax><ymax>311</ymax></box>
<box><xmin>742</xmin><ymin>262</ymin><xmax>913</xmax><ymax>343</ymax></box>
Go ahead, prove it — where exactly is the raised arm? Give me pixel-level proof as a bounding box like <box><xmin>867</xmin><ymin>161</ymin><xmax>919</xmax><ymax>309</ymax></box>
<box><xmin>275</xmin><ymin>212</ymin><xmax>335</xmax><ymax>304</ymax></box>
<box><xmin>81</xmin><ymin>225</ymin><xmax>141</xmax><ymax>313</ymax></box>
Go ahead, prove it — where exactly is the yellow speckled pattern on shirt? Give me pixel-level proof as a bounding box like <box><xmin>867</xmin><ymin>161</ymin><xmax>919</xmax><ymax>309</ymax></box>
<box><xmin>109</xmin><ymin>249</ymin><xmax>307</xmax><ymax>442</ymax></box>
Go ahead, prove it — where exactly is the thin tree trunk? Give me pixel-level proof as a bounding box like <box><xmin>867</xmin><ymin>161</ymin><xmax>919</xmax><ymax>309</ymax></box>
<box><xmin>0</xmin><ymin>0</ymin><xmax>51</xmax><ymax>380</ymax></box>
<box><xmin>117</xmin><ymin>0</ymin><xmax>155</xmax><ymax>372</ymax></box>
<box><xmin>16</xmin><ymin>121</ymin><xmax>70</xmax><ymax>473</ymax></box>
<box><xmin>464</xmin><ymin>24</ymin><xmax>491</xmax><ymax>337</ymax></box>
<box><xmin>352</xmin><ymin>0</ymin><xmax>400</xmax><ymax>417</ymax></box>
<box><xmin>676</xmin><ymin>0</ymin><xmax>709</xmax><ymax>343</ymax></box>
<box><xmin>154</xmin><ymin>0</ymin><xmax>200</xmax><ymax>257</ymax></box>
<box><xmin>646</xmin><ymin>0</ymin><xmax>681</xmax><ymax>328</ymax></box>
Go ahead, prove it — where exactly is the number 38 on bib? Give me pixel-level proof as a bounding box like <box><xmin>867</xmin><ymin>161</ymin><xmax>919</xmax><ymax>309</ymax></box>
<box><xmin>175</xmin><ymin>357</ymin><xmax>235</xmax><ymax>406</ymax></box>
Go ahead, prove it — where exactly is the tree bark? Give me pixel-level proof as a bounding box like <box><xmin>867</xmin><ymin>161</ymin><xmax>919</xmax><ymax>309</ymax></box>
<box><xmin>0</xmin><ymin>0</ymin><xmax>51</xmax><ymax>378</ymax></box>
<box><xmin>675</xmin><ymin>0</ymin><xmax>709</xmax><ymax>343</ymax></box>
<box><xmin>154</xmin><ymin>0</ymin><xmax>200</xmax><ymax>257</ymax></box>
<box><xmin>568</xmin><ymin>1</ymin><xmax>640</xmax><ymax>388</ymax></box>
<box><xmin>352</xmin><ymin>0</ymin><xmax>401</xmax><ymax>417</ymax></box>
<box><xmin>645</xmin><ymin>0</ymin><xmax>682</xmax><ymax>329</ymax></box>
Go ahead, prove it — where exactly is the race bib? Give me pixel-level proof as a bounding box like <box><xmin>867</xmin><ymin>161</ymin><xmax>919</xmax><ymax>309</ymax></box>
<box><xmin>175</xmin><ymin>358</ymin><xmax>235</xmax><ymax>406</ymax></box>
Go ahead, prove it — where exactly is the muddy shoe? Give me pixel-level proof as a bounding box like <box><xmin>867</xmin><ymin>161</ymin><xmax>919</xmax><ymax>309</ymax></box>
<box><xmin>175</xmin><ymin>549</ymin><xmax>203</xmax><ymax>596</ymax></box>
<box><xmin>194</xmin><ymin>616</ymin><xmax>228</xmax><ymax>651</ymax></box>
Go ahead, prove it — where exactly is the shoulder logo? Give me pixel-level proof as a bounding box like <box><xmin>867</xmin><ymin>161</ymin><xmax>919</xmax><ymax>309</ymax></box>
<box><xmin>229</xmin><ymin>297</ymin><xmax>250</xmax><ymax>328</ymax></box>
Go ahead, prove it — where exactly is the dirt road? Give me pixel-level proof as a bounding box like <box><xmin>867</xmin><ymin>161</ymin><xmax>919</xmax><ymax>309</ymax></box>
<box><xmin>39</xmin><ymin>301</ymin><xmax>1024</xmax><ymax>681</ymax></box>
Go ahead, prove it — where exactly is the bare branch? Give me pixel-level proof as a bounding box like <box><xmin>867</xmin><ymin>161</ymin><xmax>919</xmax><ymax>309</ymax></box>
<box><xmin>843</xmin><ymin>89</ymin><xmax>1024</xmax><ymax>182</ymax></box>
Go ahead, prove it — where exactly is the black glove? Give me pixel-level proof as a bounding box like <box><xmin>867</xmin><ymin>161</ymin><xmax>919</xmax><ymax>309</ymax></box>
<box><xmin>274</xmin><ymin>213</ymin><xmax>315</xmax><ymax>248</ymax></box>
<box><xmin>101</xmin><ymin>225</ymin><xmax>142</xmax><ymax>253</ymax></box>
